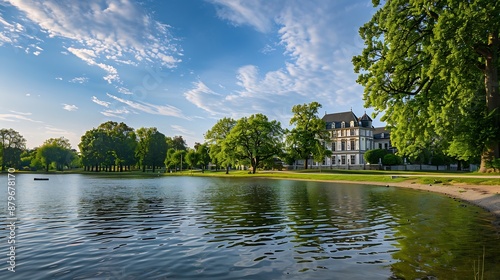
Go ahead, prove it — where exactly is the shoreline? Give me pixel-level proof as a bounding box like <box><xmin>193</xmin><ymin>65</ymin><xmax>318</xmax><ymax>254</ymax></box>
<box><xmin>258</xmin><ymin>176</ymin><xmax>500</xmax><ymax>218</ymax></box>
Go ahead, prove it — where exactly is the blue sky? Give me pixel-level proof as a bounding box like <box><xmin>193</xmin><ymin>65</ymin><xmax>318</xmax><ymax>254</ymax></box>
<box><xmin>0</xmin><ymin>0</ymin><xmax>380</xmax><ymax>150</ymax></box>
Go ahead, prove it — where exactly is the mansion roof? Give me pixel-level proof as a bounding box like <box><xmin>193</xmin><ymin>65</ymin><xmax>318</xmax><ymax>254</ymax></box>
<box><xmin>322</xmin><ymin>111</ymin><xmax>373</xmax><ymax>129</ymax></box>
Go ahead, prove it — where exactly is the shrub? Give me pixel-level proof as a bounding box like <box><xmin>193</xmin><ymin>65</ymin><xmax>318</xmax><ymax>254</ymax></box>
<box><xmin>383</xmin><ymin>154</ymin><xmax>402</xmax><ymax>166</ymax></box>
<box><xmin>364</xmin><ymin>149</ymin><xmax>389</xmax><ymax>164</ymax></box>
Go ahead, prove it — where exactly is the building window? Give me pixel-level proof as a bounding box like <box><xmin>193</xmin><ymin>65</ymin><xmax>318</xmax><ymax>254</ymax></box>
<box><xmin>385</xmin><ymin>143</ymin><xmax>389</xmax><ymax>150</ymax></box>
<box><xmin>341</xmin><ymin>155</ymin><xmax>346</xmax><ymax>164</ymax></box>
<box><xmin>350</xmin><ymin>140</ymin><xmax>355</xmax><ymax>151</ymax></box>
<box><xmin>332</xmin><ymin>142</ymin><xmax>336</xmax><ymax>151</ymax></box>
<box><xmin>378</xmin><ymin>143</ymin><xmax>382</xmax><ymax>149</ymax></box>
<box><xmin>341</xmin><ymin>141</ymin><xmax>346</xmax><ymax>151</ymax></box>
<box><xmin>341</xmin><ymin>121</ymin><xmax>345</xmax><ymax>128</ymax></box>
<box><xmin>350</xmin><ymin>121</ymin><xmax>355</xmax><ymax>127</ymax></box>
<box><xmin>350</xmin><ymin>155</ymin><xmax>356</xmax><ymax>165</ymax></box>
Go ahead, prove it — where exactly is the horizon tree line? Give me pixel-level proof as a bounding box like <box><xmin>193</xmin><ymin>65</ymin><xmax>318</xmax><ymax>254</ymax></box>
<box><xmin>1</xmin><ymin>100</ymin><xmax>497</xmax><ymax>173</ymax></box>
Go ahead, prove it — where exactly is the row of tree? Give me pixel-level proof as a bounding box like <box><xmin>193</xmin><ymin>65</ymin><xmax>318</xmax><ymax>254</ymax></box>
<box><xmin>1</xmin><ymin>95</ymin><xmax>498</xmax><ymax>173</ymax></box>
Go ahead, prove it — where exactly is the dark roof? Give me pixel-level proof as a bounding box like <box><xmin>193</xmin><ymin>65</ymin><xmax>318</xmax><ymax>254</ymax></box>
<box><xmin>322</xmin><ymin>111</ymin><xmax>358</xmax><ymax>123</ymax></box>
<box><xmin>323</xmin><ymin>111</ymin><xmax>359</xmax><ymax>129</ymax></box>
<box><xmin>373</xmin><ymin>127</ymin><xmax>390</xmax><ymax>139</ymax></box>
<box><xmin>359</xmin><ymin>112</ymin><xmax>372</xmax><ymax>121</ymax></box>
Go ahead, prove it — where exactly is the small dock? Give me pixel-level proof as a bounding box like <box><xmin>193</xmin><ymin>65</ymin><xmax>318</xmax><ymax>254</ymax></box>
<box><xmin>34</xmin><ymin>178</ymin><xmax>49</xmax><ymax>181</ymax></box>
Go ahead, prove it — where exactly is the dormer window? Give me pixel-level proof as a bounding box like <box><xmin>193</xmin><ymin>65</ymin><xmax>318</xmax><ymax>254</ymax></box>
<box><xmin>350</xmin><ymin>121</ymin><xmax>355</xmax><ymax>127</ymax></box>
<box><xmin>341</xmin><ymin>121</ymin><xmax>345</xmax><ymax>128</ymax></box>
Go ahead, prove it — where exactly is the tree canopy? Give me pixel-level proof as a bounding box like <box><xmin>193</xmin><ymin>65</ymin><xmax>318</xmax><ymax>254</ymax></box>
<box><xmin>205</xmin><ymin>117</ymin><xmax>237</xmax><ymax>174</ymax></box>
<box><xmin>0</xmin><ymin>128</ymin><xmax>26</xmax><ymax>170</ymax></box>
<box><xmin>286</xmin><ymin>102</ymin><xmax>329</xmax><ymax>169</ymax></box>
<box><xmin>227</xmin><ymin>114</ymin><xmax>284</xmax><ymax>174</ymax></box>
<box><xmin>36</xmin><ymin>137</ymin><xmax>74</xmax><ymax>171</ymax></box>
<box><xmin>136</xmin><ymin>127</ymin><xmax>167</xmax><ymax>172</ymax></box>
<box><xmin>353</xmin><ymin>0</ymin><xmax>500</xmax><ymax>172</ymax></box>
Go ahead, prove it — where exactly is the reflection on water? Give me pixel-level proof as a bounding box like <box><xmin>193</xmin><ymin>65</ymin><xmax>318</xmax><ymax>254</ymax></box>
<box><xmin>0</xmin><ymin>174</ymin><xmax>499</xmax><ymax>279</ymax></box>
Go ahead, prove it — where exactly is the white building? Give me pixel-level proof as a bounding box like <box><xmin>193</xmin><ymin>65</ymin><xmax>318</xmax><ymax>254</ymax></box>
<box><xmin>320</xmin><ymin>111</ymin><xmax>374</xmax><ymax>167</ymax></box>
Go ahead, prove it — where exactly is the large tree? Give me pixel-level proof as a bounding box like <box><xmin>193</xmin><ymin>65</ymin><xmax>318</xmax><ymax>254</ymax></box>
<box><xmin>79</xmin><ymin>128</ymin><xmax>110</xmax><ymax>171</ymax></box>
<box><xmin>0</xmin><ymin>128</ymin><xmax>26</xmax><ymax>171</ymax></box>
<box><xmin>227</xmin><ymin>114</ymin><xmax>284</xmax><ymax>174</ymax></box>
<box><xmin>136</xmin><ymin>127</ymin><xmax>167</xmax><ymax>172</ymax></box>
<box><xmin>205</xmin><ymin>117</ymin><xmax>237</xmax><ymax>174</ymax></box>
<box><xmin>286</xmin><ymin>102</ymin><xmax>329</xmax><ymax>169</ymax></box>
<box><xmin>353</xmin><ymin>0</ymin><xmax>500</xmax><ymax>172</ymax></box>
<box><xmin>98</xmin><ymin>121</ymin><xmax>137</xmax><ymax>171</ymax></box>
<box><xmin>36</xmin><ymin>137</ymin><xmax>74</xmax><ymax>172</ymax></box>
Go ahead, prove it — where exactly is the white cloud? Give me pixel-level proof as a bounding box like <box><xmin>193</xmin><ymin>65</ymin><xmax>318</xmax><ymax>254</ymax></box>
<box><xmin>101</xmin><ymin>108</ymin><xmax>129</xmax><ymax>119</ymax></box>
<box><xmin>91</xmin><ymin>96</ymin><xmax>110</xmax><ymax>107</ymax></box>
<box><xmin>184</xmin><ymin>81</ymin><xmax>224</xmax><ymax>116</ymax></box>
<box><xmin>106</xmin><ymin>93</ymin><xmax>188</xmax><ymax>119</ymax></box>
<box><xmin>0</xmin><ymin>113</ymin><xmax>42</xmax><ymax>123</ymax></box>
<box><xmin>3</xmin><ymin>0</ymin><xmax>182</xmax><ymax>82</ymax></box>
<box><xmin>171</xmin><ymin>125</ymin><xmax>194</xmax><ymax>136</ymax></box>
<box><xmin>69</xmin><ymin>76</ymin><xmax>88</xmax><ymax>84</ymax></box>
<box><xmin>209</xmin><ymin>0</ymin><xmax>278</xmax><ymax>33</ymax></box>
<box><xmin>185</xmin><ymin>0</ymin><xmax>367</xmax><ymax>121</ymax></box>
<box><xmin>55</xmin><ymin>77</ymin><xmax>63</xmax><ymax>80</ymax></box>
<box><xmin>9</xmin><ymin>110</ymin><xmax>31</xmax><ymax>116</ymax></box>
<box><xmin>62</xmin><ymin>104</ymin><xmax>78</xmax><ymax>111</ymax></box>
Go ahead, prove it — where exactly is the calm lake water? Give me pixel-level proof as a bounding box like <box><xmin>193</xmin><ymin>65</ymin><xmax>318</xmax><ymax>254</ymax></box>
<box><xmin>0</xmin><ymin>174</ymin><xmax>499</xmax><ymax>279</ymax></box>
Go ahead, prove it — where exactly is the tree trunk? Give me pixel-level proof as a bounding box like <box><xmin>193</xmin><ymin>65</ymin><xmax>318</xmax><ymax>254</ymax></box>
<box><xmin>225</xmin><ymin>164</ymin><xmax>229</xmax><ymax>174</ymax></box>
<box><xmin>304</xmin><ymin>156</ymin><xmax>308</xmax><ymax>169</ymax></box>
<box><xmin>252</xmin><ymin>158</ymin><xmax>257</xmax><ymax>174</ymax></box>
<box><xmin>480</xmin><ymin>32</ymin><xmax>500</xmax><ymax>173</ymax></box>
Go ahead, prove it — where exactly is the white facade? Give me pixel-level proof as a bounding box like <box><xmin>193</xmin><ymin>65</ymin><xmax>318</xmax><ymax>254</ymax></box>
<box><xmin>320</xmin><ymin>111</ymin><xmax>375</xmax><ymax>167</ymax></box>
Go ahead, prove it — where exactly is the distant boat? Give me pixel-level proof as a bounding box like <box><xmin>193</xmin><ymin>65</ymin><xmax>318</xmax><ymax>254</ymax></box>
<box><xmin>34</xmin><ymin>178</ymin><xmax>49</xmax><ymax>181</ymax></box>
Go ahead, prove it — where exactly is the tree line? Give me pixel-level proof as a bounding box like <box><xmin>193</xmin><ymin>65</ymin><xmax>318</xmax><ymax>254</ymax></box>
<box><xmin>0</xmin><ymin>102</ymin><xmax>331</xmax><ymax>173</ymax></box>
<box><xmin>1</xmin><ymin>99</ymin><xmax>496</xmax><ymax>172</ymax></box>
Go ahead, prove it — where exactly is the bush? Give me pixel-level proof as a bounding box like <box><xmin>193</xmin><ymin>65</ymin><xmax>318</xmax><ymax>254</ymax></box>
<box><xmin>382</xmin><ymin>154</ymin><xmax>402</xmax><ymax>165</ymax></box>
<box><xmin>364</xmin><ymin>149</ymin><xmax>389</xmax><ymax>164</ymax></box>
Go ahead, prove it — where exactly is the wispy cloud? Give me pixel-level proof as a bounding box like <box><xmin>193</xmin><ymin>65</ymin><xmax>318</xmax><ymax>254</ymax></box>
<box><xmin>0</xmin><ymin>113</ymin><xmax>42</xmax><ymax>123</ymax></box>
<box><xmin>91</xmin><ymin>96</ymin><xmax>110</xmax><ymax>107</ymax></box>
<box><xmin>100</xmin><ymin>108</ymin><xmax>129</xmax><ymax>119</ymax></box>
<box><xmin>171</xmin><ymin>125</ymin><xmax>194</xmax><ymax>136</ymax></box>
<box><xmin>9</xmin><ymin>110</ymin><xmax>32</xmax><ymax>116</ymax></box>
<box><xmin>62</xmin><ymin>104</ymin><xmax>78</xmax><ymax>111</ymax></box>
<box><xmin>209</xmin><ymin>0</ymin><xmax>278</xmax><ymax>33</ymax></box>
<box><xmin>2</xmin><ymin>0</ymin><xmax>182</xmax><ymax>83</ymax></box>
<box><xmin>106</xmin><ymin>93</ymin><xmax>188</xmax><ymax>120</ymax></box>
<box><xmin>184</xmin><ymin>0</ymin><xmax>366</xmax><ymax>122</ymax></box>
<box><xmin>69</xmin><ymin>76</ymin><xmax>88</xmax><ymax>84</ymax></box>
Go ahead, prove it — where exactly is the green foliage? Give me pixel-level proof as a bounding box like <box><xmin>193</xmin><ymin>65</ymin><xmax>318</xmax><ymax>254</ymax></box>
<box><xmin>286</xmin><ymin>102</ymin><xmax>328</xmax><ymax>169</ymax></box>
<box><xmin>136</xmin><ymin>127</ymin><xmax>167</xmax><ymax>172</ymax></box>
<box><xmin>166</xmin><ymin>136</ymin><xmax>187</xmax><ymax>151</ymax></box>
<box><xmin>185</xmin><ymin>149</ymin><xmax>200</xmax><ymax>170</ymax></box>
<box><xmin>196</xmin><ymin>144</ymin><xmax>211</xmax><ymax>172</ymax></box>
<box><xmin>36</xmin><ymin>137</ymin><xmax>75</xmax><ymax>171</ymax></box>
<box><xmin>364</xmin><ymin>149</ymin><xmax>388</xmax><ymax>164</ymax></box>
<box><xmin>0</xmin><ymin>128</ymin><xmax>26</xmax><ymax>170</ymax></box>
<box><xmin>227</xmin><ymin>113</ymin><xmax>284</xmax><ymax>174</ymax></box>
<box><xmin>205</xmin><ymin>117</ymin><xmax>237</xmax><ymax>173</ymax></box>
<box><xmin>353</xmin><ymin>0</ymin><xmax>500</xmax><ymax>171</ymax></box>
<box><xmin>382</xmin><ymin>154</ymin><xmax>402</xmax><ymax>166</ymax></box>
<box><xmin>79</xmin><ymin>122</ymin><xmax>137</xmax><ymax>171</ymax></box>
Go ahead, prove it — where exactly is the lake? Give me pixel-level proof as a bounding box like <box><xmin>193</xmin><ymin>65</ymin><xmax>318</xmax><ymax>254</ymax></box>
<box><xmin>1</xmin><ymin>174</ymin><xmax>499</xmax><ymax>279</ymax></box>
